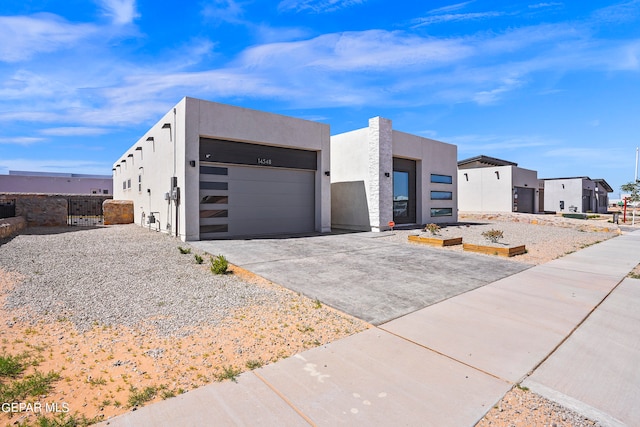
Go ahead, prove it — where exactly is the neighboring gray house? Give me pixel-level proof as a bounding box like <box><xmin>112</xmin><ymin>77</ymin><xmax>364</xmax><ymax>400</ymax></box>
<box><xmin>330</xmin><ymin>117</ymin><xmax>458</xmax><ymax>231</ymax></box>
<box><xmin>113</xmin><ymin>97</ymin><xmax>331</xmax><ymax>241</ymax></box>
<box><xmin>457</xmin><ymin>155</ymin><xmax>539</xmax><ymax>214</ymax></box>
<box><xmin>541</xmin><ymin>177</ymin><xmax>612</xmax><ymax>214</ymax></box>
<box><xmin>0</xmin><ymin>170</ymin><xmax>112</xmax><ymax>195</ymax></box>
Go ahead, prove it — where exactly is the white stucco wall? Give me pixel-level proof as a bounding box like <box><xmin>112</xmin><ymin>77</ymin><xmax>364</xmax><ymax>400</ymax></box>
<box><xmin>543</xmin><ymin>178</ymin><xmax>608</xmax><ymax>213</ymax></box>
<box><xmin>331</xmin><ymin>117</ymin><xmax>458</xmax><ymax>230</ymax></box>
<box><xmin>458</xmin><ymin>166</ymin><xmax>539</xmax><ymax>213</ymax></box>
<box><xmin>543</xmin><ymin>179</ymin><xmax>585</xmax><ymax>213</ymax></box>
<box><xmin>458</xmin><ymin>166</ymin><xmax>513</xmax><ymax>212</ymax></box>
<box><xmin>330</xmin><ymin>128</ymin><xmax>371</xmax><ymax>230</ymax></box>
<box><xmin>113</xmin><ymin>102</ymin><xmax>182</xmax><ymax>237</ymax></box>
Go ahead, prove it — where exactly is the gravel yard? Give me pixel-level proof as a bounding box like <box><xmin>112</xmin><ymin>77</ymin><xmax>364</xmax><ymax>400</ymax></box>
<box><xmin>2</xmin><ymin>226</ymin><xmax>281</xmax><ymax>335</ymax></box>
<box><xmin>392</xmin><ymin>215</ymin><xmax>620</xmax><ymax>265</ymax></box>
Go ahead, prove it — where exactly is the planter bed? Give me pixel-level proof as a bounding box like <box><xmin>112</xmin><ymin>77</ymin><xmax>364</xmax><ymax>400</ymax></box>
<box><xmin>408</xmin><ymin>235</ymin><xmax>463</xmax><ymax>247</ymax></box>
<box><xmin>463</xmin><ymin>243</ymin><xmax>526</xmax><ymax>257</ymax></box>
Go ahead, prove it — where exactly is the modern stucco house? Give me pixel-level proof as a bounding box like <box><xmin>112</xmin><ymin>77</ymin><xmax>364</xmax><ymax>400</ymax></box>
<box><xmin>330</xmin><ymin>117</ymin><xmax>458</xmax><ymax>231</ymax></box>
<box><xmin>113</xmin><ymin>97</ymin><xmax>331</xmax><ymax>241</ymax></box>
<box><xmin>0</xmin><ymin>170</ymin><xmax>112</xmax><ymax>195</ymax></box>
<box><xmin>541</xmin><ymin>177</ymin><xmax>612</xmax><ymax>214</ymax></box>
<box><xmin>457</xmin><ymin>155</ymin><xmax>540</xmax><ymax>214</ymax></box>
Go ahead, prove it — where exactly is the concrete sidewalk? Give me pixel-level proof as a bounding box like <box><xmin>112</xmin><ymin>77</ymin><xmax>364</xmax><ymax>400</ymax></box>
<box><xmin>100</xmin><ymin>230</ymin><xmax>640</xmax><ymax>427</ymax></box>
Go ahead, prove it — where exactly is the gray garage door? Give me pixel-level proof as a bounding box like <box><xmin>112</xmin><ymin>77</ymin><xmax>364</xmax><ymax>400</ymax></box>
<box><xmin>200</xmin><ymin>163</ymin><xmax>315</xmax><ymax>239</ymax></box>
<box><xmin>514</xmin><ymin>187</ymin><xmax>535</xmax><ymax>213</ymax></box>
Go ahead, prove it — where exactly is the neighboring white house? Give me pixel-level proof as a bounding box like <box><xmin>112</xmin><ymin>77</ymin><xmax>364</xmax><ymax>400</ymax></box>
<box><xmin>457</xmin><ymin>155</ymin><xmax>539</xmax><ymax>214</ymax></box>
<box><xmin>113</xmin><ymin>97</ymin><xmax>331</xmax><ymax>241</ymax></box>
<box><xmin>541</xmin><ymin>177</ymin><xmax>612</xmax><ymax>214</ymax></box>
<box><xmin>0</xmin><ymin>170</ymin><xmax>113</xmax><ymax>195</ymax></box>
<box><xmin>330</xmin><ymin>117</ymin><xmax>458</xmax><ymax>231</ymax></box>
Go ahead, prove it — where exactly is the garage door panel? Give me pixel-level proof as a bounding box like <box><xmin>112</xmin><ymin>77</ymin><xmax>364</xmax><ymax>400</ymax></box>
<box><xmin>230</xmin><ymin>206</ymin><xmax>315</xmax><ymax>221</ymax></box>
<box><xmin>231</xmin><ymin>177</ymin><xmax>314</xmax><ymax>192</ymax></box>
<box><xmin>231</xmin><ymin>193</ymin><xmax>314</xmax><ymax>208</ymax></box>
<box><xmin>200</xmin><ymin>162</ymin><xmax>315</xmax><ymax>239</ymax></box>
<box><xmin>229</xmin><ymin>218</ymin><xmax>314</xmax><ymax>236</ymax></box>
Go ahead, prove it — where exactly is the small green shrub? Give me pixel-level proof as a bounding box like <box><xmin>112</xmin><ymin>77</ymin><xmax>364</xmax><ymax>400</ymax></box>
<box><xmin>178</xmin><ymin>246</ymin><xmax>191</xmax><ymax>254</ymax></box>
<box><xmin>216</xmin><ymin>365</ymin><xmax>242</xmax><ymax>383</ymax></box>
<box><xmin>245</xmin><ymin>360</ymin><xmax>263</xmax><ymax>370</ymax></box>
<box><xmin>481</xmin><ymin>229</ymin><xmax>504</xmax><ymax>244</ymax></box>
<box><xmin>0</xmin><ymin>370</ymin><xmax>60</xmax><ymax>402</ymax></box>
<box><xmin>127</xmin><ymin>385</ymin><xmax>157</xmax><ymax>408</ymax></box>
<box><xmin>313</xmin><ymin>299</ymin><xmax>322</xmax><ymax>309</ymax></box>
<box><xmin>194</xmin><ymin>254</ymin><xmax>204</xmax><ymax>264</ymax></box>
<box><xmin>34</xmin><ymin>412</ymin><xmax>102</xmax><ymax>427</ymax></box>
<box><xmin>160</xmin><ymin>389</ymin><xmax>177</xmax><ymax>400</ymax></box>
<box><xmin>210</xmin><ymin>255</ymin><xmax>229</xmax><ymax>275</ymax></box>
<box><xmin>423</xmin><ymin>223</ymin><xmax>441</xmax><ymax>236</ymax></box>
<box><xmin>0</xmin><ymin>354</ymin><xmax>25</xmax><ymax>378</ymax></box>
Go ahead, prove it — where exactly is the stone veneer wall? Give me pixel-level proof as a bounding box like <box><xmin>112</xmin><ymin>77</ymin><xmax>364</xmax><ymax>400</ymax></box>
<box><xmin>367</xmin><ymin>117</ymin><xmax>393</xmax><ymax>231</ymax></box>
<box><xmin>0</xmin><ymin>193</ymin><xmax>112</xmax><ymax>227</ymax></box>
<box><xmin>103</xmin><ymin>200</ymin><xmax>134</xmax><ymax>225</ymax></box>
<box><xmin>0</xmin><ymin>194</ymin><xmax>67</xmax><ymax>226</ymax></box>
<box><xmin>0</xmin><ymin>217</ymin><xmax>26</xmax><ymax>240</ymax></box>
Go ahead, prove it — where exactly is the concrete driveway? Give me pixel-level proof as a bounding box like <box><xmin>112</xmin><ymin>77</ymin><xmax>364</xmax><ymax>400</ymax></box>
<box><xmin>193</xmin><ymin>231</ymin><xmax>530</xmax><ymax>325</ymax></box>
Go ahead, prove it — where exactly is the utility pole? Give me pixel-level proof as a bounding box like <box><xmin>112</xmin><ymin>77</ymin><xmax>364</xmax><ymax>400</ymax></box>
<box><xmin>633</xmin><ymin>147</ymin><xmax>638</xmax><ymax>182</ymax></box>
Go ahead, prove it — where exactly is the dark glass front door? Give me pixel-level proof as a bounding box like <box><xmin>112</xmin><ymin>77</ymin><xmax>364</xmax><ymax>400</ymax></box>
<box><xmin>393</xmin><ymin>158</ymin><xmax>416</xmax><ymax>224</ymax></box>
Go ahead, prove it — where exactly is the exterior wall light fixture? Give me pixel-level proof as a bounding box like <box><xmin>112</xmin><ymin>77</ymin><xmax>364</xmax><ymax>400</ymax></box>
<box><xmin>324</xmin><ymin>171</ymin><xmax>330</xmax><ymax>176</ymax></box>
<box><xmin>384</xmin><ymin>172</ymin><xmax>390</xmax><ymax>177</ymax></box>
<box><xmin>189</xmin><ymin>161</ymin><xmax>196</xmax><ymax>167</ymax></box>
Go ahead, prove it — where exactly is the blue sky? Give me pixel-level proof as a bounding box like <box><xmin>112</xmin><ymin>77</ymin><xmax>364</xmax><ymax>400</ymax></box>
<box><xmin>1</xmin><ymin>1</ymin><xmax>639</xmax><ymax>195</ymax></box>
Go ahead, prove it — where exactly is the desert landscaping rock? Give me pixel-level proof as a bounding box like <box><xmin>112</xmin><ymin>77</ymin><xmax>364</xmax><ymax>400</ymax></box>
<box><xmin>477</xmin><ymin>387</ymin><xmax>601</xmax><ymax>427</ymax></box>
<box><xmin>1</xmin><ymin>226</ymin><xmax>282</xmax><ymax>335</ymax></box>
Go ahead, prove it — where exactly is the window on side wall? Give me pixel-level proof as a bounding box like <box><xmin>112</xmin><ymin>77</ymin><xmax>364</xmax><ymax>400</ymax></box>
<box><xmin>431</xmin><ymin>191</ymin><xmax>453</xmax><ymax>200</ymax></box>
<box><xmin>431</xmin><ymin>207</ymin><xmax>453</xmax><ymax>217</ymax></box>
<box><xmin>431</xmin><ymin>174</ymin><xmax>452</xmax><ymax>184</ymax></box>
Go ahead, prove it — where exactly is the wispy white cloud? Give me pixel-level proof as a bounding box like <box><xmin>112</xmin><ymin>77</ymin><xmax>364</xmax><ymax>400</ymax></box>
<box><xmin>542</xmin><ymin>147</ymin><xmax>626</xmax><ymax>170</ymax></box>
<box><xmin>202</xmin><ymin>0</ymin><xmax>245</xmax><ymax>24</ymax></box>
<box><xmin>0</xmin><ymin>137</ymin><xmax>47</xmax><ymax>145</ymax></box>
<box><xmin>0</xmin><ymin>14</ymin><xmax>97</xmax><ymax>62</ymax></box>
<box><xmin>40</xmin><ymin>127</ymin><xmax>111</xmax><ymax>136</ymax></box>
<box><xmin>412</xmin><ymin>11</ymin><xmax>505</xmax><ymax>27</ymax></box>
<box><xmin>529</xmin><ymin>2</ymin><xmax>563</xmax><ymax>9</ymax></box>
<box><xmin>278</xmin><ymin>0</ymin><xmax>366</xmax><ymax>13</ymax></box>
<box><xmin>473</xmin><ymin>77</ymin><xmax>524</xmax><ymax>105</ymax></box>
<box><xmin>427</xmin><ymin>2</ymin><xmax>475</xmax><ymax>15</ymax></box>
<box><xmin>239</xmin><ymin>30</ymin><xmax>473</xmax><ymax>72</ymax></box>
<box><xmin>96</xmin><ymin>0</ymin><xmax>140</xmax><ymax>25</ymax></box>
<box><xmin>452</xmin><ymin>134</ymin><xmax>555</xmax><ymax>154</ymax></box>
<box><xmin>591</xmin><ymin>0</ymin><xmax>640</xmax><ymax>24</ymax></box>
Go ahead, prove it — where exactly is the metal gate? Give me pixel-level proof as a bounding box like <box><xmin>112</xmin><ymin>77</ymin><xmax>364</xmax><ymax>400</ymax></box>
<box><xmin>67</xmin><ymin>197</ymin><xmax>110</xmax><ymax>226</ymax></box>
<box><xmin>0</xmin><ymin>199</ymin><xmax>16</xmax><ymax>219</ymax></box>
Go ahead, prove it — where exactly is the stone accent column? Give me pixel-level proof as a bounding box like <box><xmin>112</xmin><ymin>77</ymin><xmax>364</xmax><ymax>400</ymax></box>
<box><xmin>368</xmin><ymin>117</ymin><xmax>393</xmax><ymax>231</ymax></box>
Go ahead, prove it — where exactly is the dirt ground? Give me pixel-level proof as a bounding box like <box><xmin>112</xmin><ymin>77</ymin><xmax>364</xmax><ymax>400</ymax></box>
<box><xmin>0</xmin><ymin>265</ymin><xmax>370</xmax><ymax>426</ymax></box>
